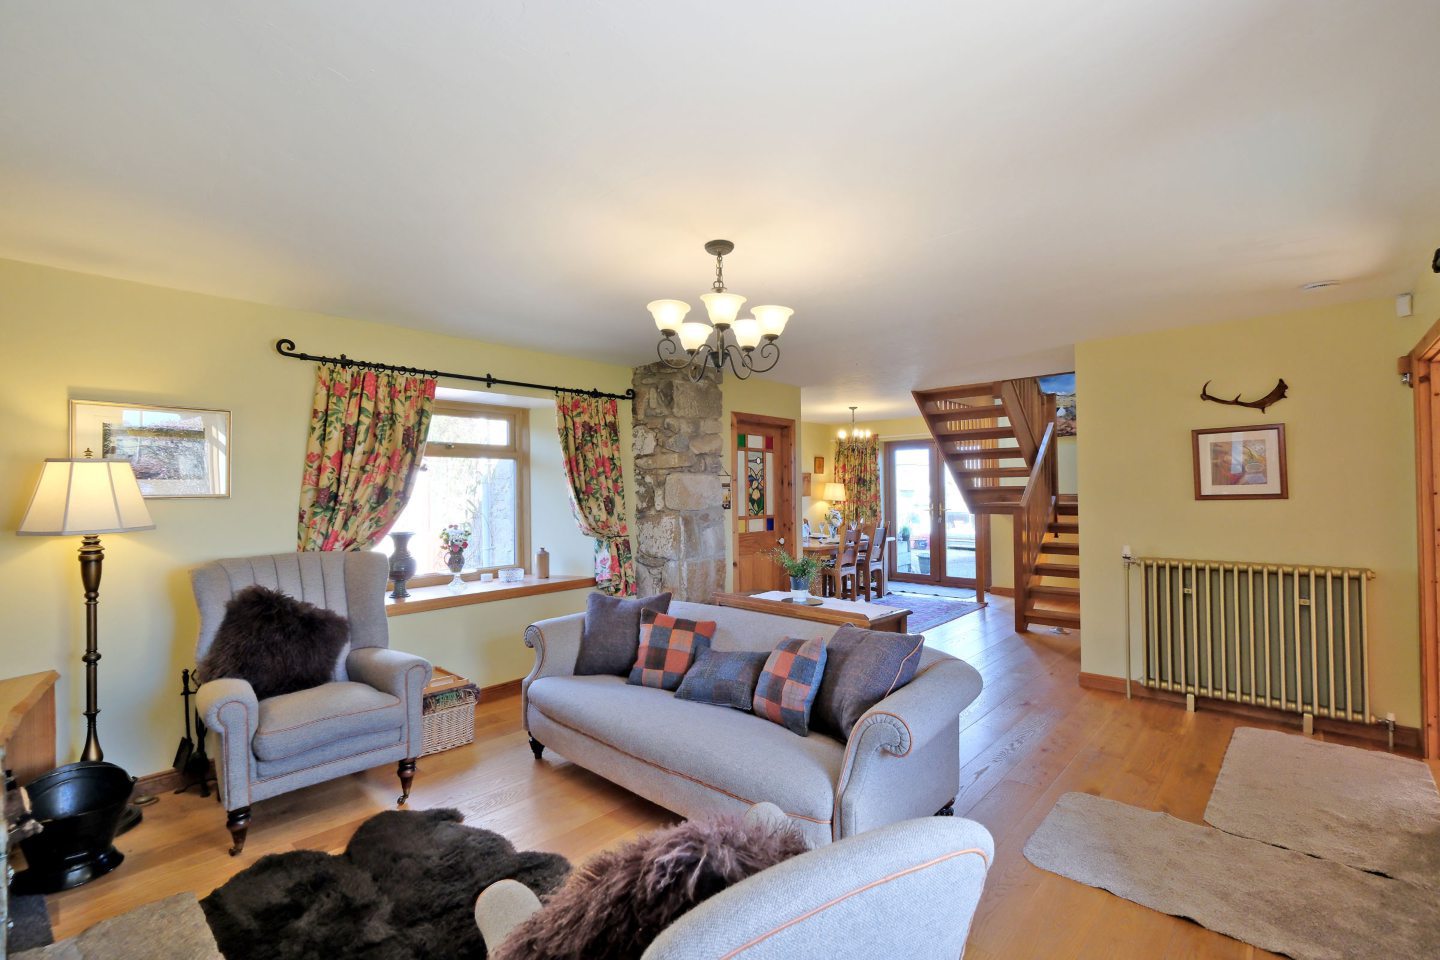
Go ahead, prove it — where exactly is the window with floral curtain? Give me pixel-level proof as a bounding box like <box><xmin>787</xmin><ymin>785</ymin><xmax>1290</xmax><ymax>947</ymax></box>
<box><xmin>297</xmin><ymin>364</ymin><xmax>437</xmax><ymax>551</ymax></box>
<box><xmin>555</xmin><ymin>391</ymin><xmax>636</xmax><ymax>596</ymax></box>
<box><xmin>834</xmin><ymin>435</ymin><xmax>880</xmax><ymax>525</ymax></box>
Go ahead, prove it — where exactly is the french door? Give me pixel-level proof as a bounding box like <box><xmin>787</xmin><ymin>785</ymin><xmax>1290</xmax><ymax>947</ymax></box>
<box><xmin>884</xmin><ymin>440</ymin><xmax>987</xmax><ymax>597</ymax></box>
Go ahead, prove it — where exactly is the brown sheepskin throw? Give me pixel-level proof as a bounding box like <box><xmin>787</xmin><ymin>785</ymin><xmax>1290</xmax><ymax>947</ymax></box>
<box><xmin>198</xmin><ymin>585</ymin><xmax>350</xmax><ymax>700</ymax></box>
<box><xmin>492</xmin><ymin>814</ymin><xmax>809</xmax><ymax>960</ymax></box>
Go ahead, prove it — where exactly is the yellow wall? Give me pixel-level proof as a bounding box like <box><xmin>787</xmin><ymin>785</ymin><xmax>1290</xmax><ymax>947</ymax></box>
<box><xmin>1077</xmin><ymin>296</ymin><xmax>1428</xmax><ymax>725</ymax></box>
<box><xmin>0</xmin><ymin>258</ymin><xmax>799</xmax><ymax>776</ymax></box>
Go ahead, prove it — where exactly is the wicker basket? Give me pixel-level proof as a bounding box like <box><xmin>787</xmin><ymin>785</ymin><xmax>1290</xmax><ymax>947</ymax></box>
<box><xmin>421</xmin><ymin>667</ymin><xmax>479</xmax><ymax>756</ymax></box>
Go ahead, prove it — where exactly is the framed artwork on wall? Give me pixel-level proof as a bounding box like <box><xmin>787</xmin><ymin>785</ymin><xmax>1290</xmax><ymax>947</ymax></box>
<box><xmin>70</xmin><ymin>399</ymin><xmax>231</xmax><ymax>498</ymax></box>
<box><xmin>813</xmin><ymin>456</ymin><xmax>825</xmax><ymax>474</ymax></box>
<box><xmin>1192</xmin><ymin>423</ymin><xmax>1286</xmax><ymax>500</ymax></box>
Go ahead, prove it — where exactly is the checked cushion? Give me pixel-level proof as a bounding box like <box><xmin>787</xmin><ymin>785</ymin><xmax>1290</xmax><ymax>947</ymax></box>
<box><xmin>627</xmin><ymin>610</ymin><xmax>716</xmax><ymax>691</ymax></box>
<box><xmin>753</xmin><ymin>636</ymin><xmax>829</xmax><ymax>736</ymax></box>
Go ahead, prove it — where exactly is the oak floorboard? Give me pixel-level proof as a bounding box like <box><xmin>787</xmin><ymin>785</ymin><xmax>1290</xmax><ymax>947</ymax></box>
<box><xmin>40</xmin><ymin>596</ymin><xmax>1373</xmax><ymax>959</ymax></box>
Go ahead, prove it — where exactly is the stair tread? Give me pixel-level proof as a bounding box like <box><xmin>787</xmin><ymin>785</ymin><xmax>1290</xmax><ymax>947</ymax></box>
<box><xmin>914</xmin><ymin>383</ymin><xmax>997</xmax><ymax>401</ymax></box>
<box><xmin>1024</xmin><ymin>608</ymin><xmax>1081</xmax><ymax>629</ymax></box>
<box><xmin>957</xmin><ymin>466</ymin><xmax>1032</xmax><ymax>478</ymax></box>
<box><xmin>1030</xmin><ymin>584</ymin><xmax>1080</xmax><ymax>598</ymax></box>
<box><xmin>946</xmin><ymin>447</ymin><xmax>1024</xmax><ymax>459</ymax></box>
<box><xmin>1034</xmin><ymin>562</ymin><xmax>1080</xmax><ymax>577</ymax></box>
<box><xmin>1041</xmin><ymin>541</ymin><xmax>1081</xmax><ymax>555</ymax></box>
<box><xmin>935</xmin><ymin>426</ymin><xmax>1015</xmax><ymax>441</ymax></box>
<box><xmin>926</xmin><ymin>404</ymin><xmax>1005</xmax><ymax>421</ymax></box>
<box><xmin>1056</xmin><ymin>501</ymin><xmax>1080</xmax><ymax>516</ymax></box>
<box><xmin>1049</xmin><ymin>521</ymin><xmax>1080</xmax><ymax>534</ymax></box>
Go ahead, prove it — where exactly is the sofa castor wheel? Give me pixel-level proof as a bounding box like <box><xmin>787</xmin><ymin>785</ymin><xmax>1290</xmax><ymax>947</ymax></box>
<box><xmin>936</xmin><ymin>800</ymin><xmax>955</xmax><ymax>817</ymax></box>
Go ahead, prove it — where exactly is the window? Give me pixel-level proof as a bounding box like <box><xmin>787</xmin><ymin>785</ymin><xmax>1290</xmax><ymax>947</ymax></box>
<box><xmin>376</xmin><ymin>401</ymin><xmax>528</xmax><ymax>577</ymax></box>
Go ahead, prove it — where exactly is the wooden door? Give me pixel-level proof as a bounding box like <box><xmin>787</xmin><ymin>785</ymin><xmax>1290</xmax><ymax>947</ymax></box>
<box><xmin>1405</xmin><ymin>330</ymin><xmax>1440</xmax><ymax>759</ymax></box>
<box><xmin>732</xmin><ymin>413</ymin><xmax>797</xmax><ymax>593</ymax></box>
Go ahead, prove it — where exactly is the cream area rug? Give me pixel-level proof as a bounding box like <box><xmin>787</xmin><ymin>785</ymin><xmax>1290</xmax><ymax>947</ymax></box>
<box><xmin>1204</xmin><ymin>727</ymin><xmax>1440</xmax><ymax>890</ymax></box>
<box><xmin>1024</xmin><ymin>728</ymin><xmax>1440</xmax><ymax>959</ymax></box>
<box><xmin>1024</xmin><ymin>792</ymin><xmax>1440</xmax><ymax>960</ymax></box>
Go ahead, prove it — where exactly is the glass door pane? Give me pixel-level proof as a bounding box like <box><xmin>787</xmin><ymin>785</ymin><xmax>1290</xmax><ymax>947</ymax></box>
<box><xmin>891</xmin><ymin>445</ymin><xmax>933</xmax><ymax>579</ymax></box>
<box><xmin>943</xmin><ymin>469</ymin><xmax>978</xmax><ymax>582</ymax></box>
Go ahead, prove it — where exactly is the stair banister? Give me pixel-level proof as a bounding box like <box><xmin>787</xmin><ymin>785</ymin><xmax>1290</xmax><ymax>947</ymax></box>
<box><xmin>1013</xmin><ymin>421</ymin><xmax>1058</xmax><ymax>632</ymax></box>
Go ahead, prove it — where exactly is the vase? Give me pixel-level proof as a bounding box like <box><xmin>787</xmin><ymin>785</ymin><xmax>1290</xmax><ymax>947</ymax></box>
<box><xmin>445</xmin><ymin>551</ymin><xmax>465</xmax><ymax>592</ymax></box>
<box><xmin>388</xmin><ymin>532</ymin><xmax>417</xmax><ymax>600</ymax></box>
<box><xmin>790</xmin><ymin>576</ymin><xmax>811</xmax><ymax>602</ymax></box>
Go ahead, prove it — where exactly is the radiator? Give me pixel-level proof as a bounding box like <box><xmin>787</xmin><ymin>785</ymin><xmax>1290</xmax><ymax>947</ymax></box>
<box><xmin>1135</xmin><ymin>558</ymin><xmax>1375</xmax><ymax>722</ymax></box>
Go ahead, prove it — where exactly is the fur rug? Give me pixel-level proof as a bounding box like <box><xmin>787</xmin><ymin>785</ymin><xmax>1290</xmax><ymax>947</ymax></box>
<box><xmin>202</xmin><ymin>809</ymin><xmax>570</xmax><ymax>960</ymax></box>
<box><xmin>492</xmin><ymin>813</ymin><xmax>810</xmax><ymax>960</ymax></box>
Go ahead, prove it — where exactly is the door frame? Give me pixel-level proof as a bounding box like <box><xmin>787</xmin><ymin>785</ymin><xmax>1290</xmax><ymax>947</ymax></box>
<box><xmin>882</xmin><ymin>438</ymin><xmax>989</xmax><ymax>594</ymax></box>
<box><xmin>1404</xmin><ymin>323</ymin><xmax>1440</xmax><ymax>759</ymax></box>
<box><xmin>731</xmin><ymin>412</ymin><xmax>797</xmax><ymax>593</ymax></box>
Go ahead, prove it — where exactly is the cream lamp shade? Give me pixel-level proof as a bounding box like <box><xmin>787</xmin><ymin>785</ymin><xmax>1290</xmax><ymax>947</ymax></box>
<box><xmin>677</xmin><ymin>321</ymin><xmax>714</xmax><ymax>352</ymax></box>
<box><xmin>17</xmin><ymin>457</ymin><xmax>155</xmax><ymax>536</ymax></box>
<box><xmin>700</xmin><ymin>291</ymin><xmax>746</xmax><ymax>328</ymax></box>
<box><xmin>752</xmin><ymin>305</ymin><xmax>793</xmax><ymax>338</ymax></box>
<box><xmin>823</xmin><ymin>482</ymin><xmax>847</xmax><ymax>502</ymax></box>
<box><xmin>646</xmin><ymin>299</ymin><xmax>691</xmax><ymax>334</ymax></box>
<box><xmin>731</xmin><ymin>317</ymin><xmax>763</xmax><ymax>349</ymax></box>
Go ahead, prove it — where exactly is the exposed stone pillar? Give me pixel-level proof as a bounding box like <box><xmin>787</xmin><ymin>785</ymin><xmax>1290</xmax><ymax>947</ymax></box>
<box><xmin>631</xmin><ymin>362</ymin><xmax>726</xmax><ymax>602</ymax></box>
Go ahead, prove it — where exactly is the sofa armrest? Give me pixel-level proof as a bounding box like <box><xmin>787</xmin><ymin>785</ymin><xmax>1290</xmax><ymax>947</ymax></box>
<box><xmin>642</xmin><ymin>816</ymin><xmax>994</xmax><ymax>960</ymax></box>
<box><xmin>521</xmin><ymin>613</ymin><xmax>585</xmax><ymax>725</ymax></box>
<box><xmin>347</xmin><ymin>647</ymin><xmax>432</xmax><ymax>758</ymax></box>
<box><xmin>833</xmin><ymin>657</ymin><xmax>982</xmax><ymax>834</ymax></box>
<box><xmin>196</xmin><ymin>678</ymin><xmax>259</xmax><ymax>810</ymax></box>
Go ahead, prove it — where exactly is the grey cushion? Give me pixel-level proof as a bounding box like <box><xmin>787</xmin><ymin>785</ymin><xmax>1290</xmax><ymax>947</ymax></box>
<box><xmin>252</xmin><ymin>681</ymin><xmax>402</xmax><ymax>762</ymax></box>
<box><xmin>674</xmin><ymin>648</ymin><xmax>769</xmax><ymax>711</ymax></box>
<box><xmin>811</xmin><ymin>625</ymin><xmax>924</xmax><ymax>740</ymax></box>
<box><xmin>575</xmin><ymin>591</ymin><xmax>671</xmax><ymax>676</ymax></box>
<box><xmin>527</xmin><ymin>675</ymin><xmax>843</xmax><ymax>823</ymax></box>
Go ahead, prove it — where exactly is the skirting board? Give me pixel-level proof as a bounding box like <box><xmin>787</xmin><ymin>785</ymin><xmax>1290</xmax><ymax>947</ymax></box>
<box><xmin>134</xmin><ymin>675</ymin><xmax>526</xmax><ymax>795</ymax></box>
<box><xmin>1078</xmin><ymin>672</ymin><xmax>1422</xmax><ymax>756</ymax></box>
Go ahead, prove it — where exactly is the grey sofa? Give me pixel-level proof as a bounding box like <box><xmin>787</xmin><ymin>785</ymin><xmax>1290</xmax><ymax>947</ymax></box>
<box><xmin>476</xmin><ymin>802</ymin><xmax>995</xmax><ymax>959</ymax></box>
<box><xmin>192</xmin><ymin>552</ymin><xmax>432</xmax><ymax>855</ymax></box>
<box><xmin>522</xmin><ymin>601</ymin><xmax>983</xmax><ymax>846</ymax></box>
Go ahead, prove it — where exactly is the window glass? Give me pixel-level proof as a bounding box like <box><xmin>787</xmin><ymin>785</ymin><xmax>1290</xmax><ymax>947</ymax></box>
<box><xmin>378</xmin><ymin>456</ymin><xmax>518</xmax><ymax>572</ymax></box>
<box><xmin>427</xmin><ymin>413</ymin><xmax>510</xmax><ymax>447</ymax></box>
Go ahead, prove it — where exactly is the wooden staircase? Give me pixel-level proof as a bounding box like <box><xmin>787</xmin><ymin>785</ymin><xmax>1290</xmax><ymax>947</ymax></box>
<box><xmin>913</xmin><ymin>378</ymin><xmax>1079</xmax><ymax>633</ymax></box>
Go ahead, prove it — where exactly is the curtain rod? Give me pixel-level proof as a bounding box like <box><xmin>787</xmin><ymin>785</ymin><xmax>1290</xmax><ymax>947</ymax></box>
<box><xmin>274</xmin><ymin>338</ymin><xmax>636</xmax><ymax>401</ymax></box>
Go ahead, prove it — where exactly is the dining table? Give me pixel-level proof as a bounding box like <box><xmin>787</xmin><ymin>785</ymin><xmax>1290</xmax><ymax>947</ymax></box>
<box><xmin>801</xmin><ymin>535</ymin><xmax>895</xmax><ymax>598</ymax></box>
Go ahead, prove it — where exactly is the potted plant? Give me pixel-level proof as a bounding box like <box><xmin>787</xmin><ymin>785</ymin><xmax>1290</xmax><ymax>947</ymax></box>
<box><xmin>770</xmin><ymin>547</ymin><xmax>822</xmax><ymax>602</ymax></box>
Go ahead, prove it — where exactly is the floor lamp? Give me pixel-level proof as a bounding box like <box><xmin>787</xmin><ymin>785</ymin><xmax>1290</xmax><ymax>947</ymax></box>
<box><xmin>15</xmin><ymin>453</ymin><xmax>155</xmax><ymax>889</ymax></box>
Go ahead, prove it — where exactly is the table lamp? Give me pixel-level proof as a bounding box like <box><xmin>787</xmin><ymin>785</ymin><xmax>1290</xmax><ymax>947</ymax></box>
<box><xmin>17</xmin><ymin>452</ymin><xmax>154</xmax><ymax>762</ymax></box>
<box><xmin>822</xmin><ymin>482</ymin><xmax>846</xmax><ymax>503</ymax></box>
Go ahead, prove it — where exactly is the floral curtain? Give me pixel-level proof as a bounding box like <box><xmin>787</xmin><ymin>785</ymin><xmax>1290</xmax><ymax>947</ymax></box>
<box><xmin>297</xmin><ymin>364</ymin><xmax>437</xmax><ymax>551</ymax></box>
<box><xmin>834</xmin><ymin>435</ymin><xmax>880</xmax><ymax>525</ymax></box>
<box><xmin>556</xmin><ymin>391</ymin><xmax>636</xmax><ymax>596</ymax></box>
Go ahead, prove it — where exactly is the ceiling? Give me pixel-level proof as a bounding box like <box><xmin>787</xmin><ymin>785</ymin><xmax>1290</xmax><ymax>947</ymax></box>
<box><xmin>3</xmin><ymin>2</ymin><xmax>1439</xmax><ymax>421</ymax></box>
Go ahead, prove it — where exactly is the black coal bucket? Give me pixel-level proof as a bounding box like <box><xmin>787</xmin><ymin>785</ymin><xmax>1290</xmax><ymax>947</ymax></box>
<box><xmin>13</xmin><ymin>760</ymin><xmax>133</xmax><ymax>893</ymax></box>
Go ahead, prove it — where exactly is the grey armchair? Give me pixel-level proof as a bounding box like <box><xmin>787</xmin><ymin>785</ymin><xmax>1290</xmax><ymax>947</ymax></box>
<box><xmin>191</xmin><ymin>552</ymin><xmax>431</xmax><ymax>855</ymax></box>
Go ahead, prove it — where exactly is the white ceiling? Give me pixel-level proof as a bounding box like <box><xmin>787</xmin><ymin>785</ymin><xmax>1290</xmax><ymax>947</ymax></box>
<box><xmin>3</xmin><ymin>1</ymin><xmax>1439</xmax><ymax>421</ymax></box>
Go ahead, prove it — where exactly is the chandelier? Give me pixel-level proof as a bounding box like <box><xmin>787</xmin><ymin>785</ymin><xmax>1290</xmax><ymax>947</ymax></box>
<box><xmin>649</xmin><ymin>240</ymin><xmax>792</xmax><ymax>381</ymax></box>
<box><xmin>837</xmin><ymin>406</ymin><xmax>872</xmax><ymax>439</ymax></box>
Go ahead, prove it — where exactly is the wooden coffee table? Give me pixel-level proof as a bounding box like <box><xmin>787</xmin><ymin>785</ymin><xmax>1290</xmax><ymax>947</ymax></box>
<box><xmin>713</xmin><ymin>591</ymin><xmax>913</xmax><ymax>633</ymax></box>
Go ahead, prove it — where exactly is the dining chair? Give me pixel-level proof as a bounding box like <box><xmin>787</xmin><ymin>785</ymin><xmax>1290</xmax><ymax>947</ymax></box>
<box><xmin>821</xmin><ymin>523</ymin><xmax>861</xmax><ymax>600</ymax></box>
<box><xmin>862</xmin><ymin>521</ymin><xmax>889</xmax><ymax>600</ymax></box>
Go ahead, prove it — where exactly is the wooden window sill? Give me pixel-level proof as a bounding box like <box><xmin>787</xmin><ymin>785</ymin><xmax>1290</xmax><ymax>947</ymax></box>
<box><xmin>385</xmin><ymin>574</ymin><xmax>596</xmax><ymax>616</ymax></box>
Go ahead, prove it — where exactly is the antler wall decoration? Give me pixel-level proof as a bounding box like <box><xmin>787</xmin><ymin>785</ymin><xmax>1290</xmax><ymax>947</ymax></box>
<box><xmin>1199</xmin><ymin>378</ymin><xmax>1289</xmax><ymax>412</ymax></box>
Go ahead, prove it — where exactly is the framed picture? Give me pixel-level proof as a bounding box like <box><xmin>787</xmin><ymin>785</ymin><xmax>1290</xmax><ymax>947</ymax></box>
<box><xmin>813</xmin><ymin>455</ymin><xmax>825</xmax><ymax>474</ymax></box>
<box><xmin>1192</xmin><ymin>423</ymin><xmax>1286</xmax><ymax>500</ymax></box>
<box><xmin>70</xmin><ymin>400</ymin><xmax>231</xmax><ymax>498</ymax></box>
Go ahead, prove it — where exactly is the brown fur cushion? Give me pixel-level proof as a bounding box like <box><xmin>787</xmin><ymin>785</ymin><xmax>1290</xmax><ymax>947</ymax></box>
<box><xmin>198</xmin><ymin>585</ymin><xmax>350</xmax><ymax>700</ymax></box>
<box><xmin>492</xmin><ymin>814</ymin><xmax>810</xmax><ymax>960</ymax></box>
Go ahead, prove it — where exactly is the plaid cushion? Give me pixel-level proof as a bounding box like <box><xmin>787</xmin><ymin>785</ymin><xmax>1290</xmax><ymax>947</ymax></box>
<box><xmin>674</xmin><ymin>648</ymin><xmax>770</xmax><ymax>711</ymax></box>
<box><xmin>627</xmin><ymin>610</ymin><xmax>715</xmax><ymax>691</ymax></box>
<box><xmin>752</xmin><ymin>636</ymin><xmax>829</xmax><ymax>736</ymax></box>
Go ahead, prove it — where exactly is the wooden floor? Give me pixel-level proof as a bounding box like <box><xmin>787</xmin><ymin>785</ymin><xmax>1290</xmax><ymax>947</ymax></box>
<box><xmin>38</xmin><ymin>596</ymin><xmax>1428</xmax><ymax>956</ymax></box>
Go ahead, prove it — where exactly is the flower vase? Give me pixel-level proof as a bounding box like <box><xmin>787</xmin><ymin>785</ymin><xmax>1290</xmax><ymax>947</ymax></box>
<box><xmin>388</xmin><ymin>532</ymin><xmax>417</xmax><ymax>600</ymax></box>
<box><xmin>790</xmin><ymin>576</ymin><xmax>811</xmax><ymax>602</ymax></box>
<box><xmin>446</xmin><ymin>551</ymin><xmax>466</xmax><ymax>592</ymax></box>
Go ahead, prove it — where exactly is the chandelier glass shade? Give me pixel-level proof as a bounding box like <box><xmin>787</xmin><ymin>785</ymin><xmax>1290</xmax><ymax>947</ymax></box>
<box><xmin>651</xmin><ymin>240</ymin><xmax>791</xmax><ymax>381</ymax></box>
